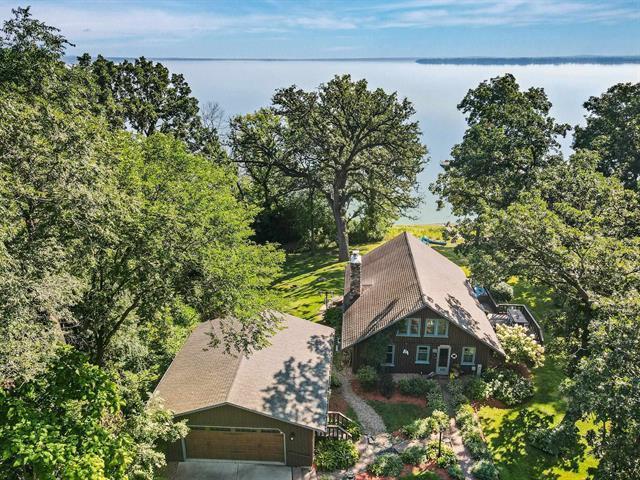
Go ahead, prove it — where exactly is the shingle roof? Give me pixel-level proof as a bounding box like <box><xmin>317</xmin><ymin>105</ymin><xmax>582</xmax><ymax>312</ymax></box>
<box><xmin>341</xmin><ymin>232</ymin><xmax>504</xmax><ymax>355</ymax></box>
<box><xmin>154</xmin><ymin>312</ymin><xmax>334</xmax><ymax>432</ymax></box>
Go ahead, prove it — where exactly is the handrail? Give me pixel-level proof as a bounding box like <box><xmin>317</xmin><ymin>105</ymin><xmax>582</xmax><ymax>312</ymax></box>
<box><xmin>496</xmin><ymin>303</ymin><xmax>545</xmax><ymax>345</ymax></box>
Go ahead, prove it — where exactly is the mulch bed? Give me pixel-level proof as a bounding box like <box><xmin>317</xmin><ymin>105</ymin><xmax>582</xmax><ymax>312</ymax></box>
<box><xmin>353</xmin><ymin>462</ymin><xmax>451</xmax><ymax>480</ymax></box>
<box><xmin>351</xmin><ymin>380</ymin><xmax>426</xmax><ymax>406</ymax></box>
<box><xmin>472</xmin><ymin>397</ymin><xmax>507</xmax><ymax>409</ymax></box>
<box><xmin>328</xmin><ymin>391</ymin><xmax>351</xmax><ymax>414</ymax></box>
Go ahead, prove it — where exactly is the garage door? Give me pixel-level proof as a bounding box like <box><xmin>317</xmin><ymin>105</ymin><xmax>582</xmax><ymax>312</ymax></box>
<box><xmin>184</xmin><ymin>427</ymin><xmax>285</xmax><ymax>463</ymax></box>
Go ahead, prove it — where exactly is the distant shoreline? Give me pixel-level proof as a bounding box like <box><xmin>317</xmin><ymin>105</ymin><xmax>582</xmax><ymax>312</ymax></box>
<box><xmin>65</xmin><ymin>55</ymin><xmax>640</xmax><ymax>65</ymax></box>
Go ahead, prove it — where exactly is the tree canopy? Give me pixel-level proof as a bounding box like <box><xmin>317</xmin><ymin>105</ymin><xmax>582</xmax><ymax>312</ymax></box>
<box><xmin>231</xmin><ymin>74</ymin><xmax>427</xmax><ymax>260</ymax></box>
<box><xmin>573</xmin><ymin>82</ymin><xmax>640</xmax><ymax>190</ymax></box>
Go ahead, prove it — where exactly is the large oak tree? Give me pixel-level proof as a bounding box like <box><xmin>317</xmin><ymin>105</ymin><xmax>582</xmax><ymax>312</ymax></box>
<box><xmin>231</xmin><ymin>75</ymin><xmax>427</xmax><ymax>260</ymax></box>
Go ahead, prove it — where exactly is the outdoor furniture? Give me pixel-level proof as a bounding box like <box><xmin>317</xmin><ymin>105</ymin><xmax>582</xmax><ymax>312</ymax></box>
<box><xmin>507</xmin><ymin>308</ymin><xmax>529</xmax><ymax>326</ymax></box>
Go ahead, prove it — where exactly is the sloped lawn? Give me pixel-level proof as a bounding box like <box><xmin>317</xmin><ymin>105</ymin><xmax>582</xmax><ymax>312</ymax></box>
<box><xmin>367</xmin><ymin>400</ymin><xmax>430</xmax><ymax>434</ymax></box>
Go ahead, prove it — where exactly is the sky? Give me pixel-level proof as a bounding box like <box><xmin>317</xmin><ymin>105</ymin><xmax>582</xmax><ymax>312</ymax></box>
<box><xmin>1</xmin><ymin>0</ymin><xmax>639</xmax><ymax>58</ymax></box>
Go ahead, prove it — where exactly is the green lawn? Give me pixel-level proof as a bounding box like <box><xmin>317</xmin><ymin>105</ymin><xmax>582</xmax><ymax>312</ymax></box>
<box><xmin>277</xmin><ymin>224</ymin><xmax>598</xmax><ymax>477</ymax></box>
<box><xmin>367</xmin><ymin>400</ymin><xmax>430</xmax><ymax>433</ymax></box>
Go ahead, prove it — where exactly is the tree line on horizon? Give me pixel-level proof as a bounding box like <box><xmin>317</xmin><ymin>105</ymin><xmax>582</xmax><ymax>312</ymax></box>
<box><xmin>1</xmin><ymin>6</ymin><xmax>639</xmax><ymax>479</ymax></box>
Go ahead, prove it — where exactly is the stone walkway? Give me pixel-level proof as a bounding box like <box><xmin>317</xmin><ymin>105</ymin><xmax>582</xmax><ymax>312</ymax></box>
<box><xmin>440</xmin><ymin>381</ymin><xmax>475</xmax><ymax>479</ymax></box>
<box><xmin>337</xmin><ymin>371</ymin><xmax>387</xmax><ymax>435</ymax></box>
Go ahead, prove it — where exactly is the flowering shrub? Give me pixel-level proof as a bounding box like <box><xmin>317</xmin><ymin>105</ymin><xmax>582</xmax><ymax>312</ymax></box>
<box><xmin>465</xmin><ymin>377</ymin><xmax>491</xmax><ymax>401</ymax></box>
<box><xmin>471</xmin><ymin>459</ymin><xmax>500</xmax><ymax>480</ymax></box>
<box><xmin>491</xmin><ymin>281</ymin><xmax>514</xmax><ymax>302</ymax></box>
<box><xmin>400</xmin><ymin>445</ymin><xmax>428</xmax><ymax>464</ymax></box>
<box><xmin>496</xmin><ymin>324</ymin><xmax>545</xmax><ymax>368</ymax></box>
<box><xmin>484</xmin><ymin>368</ymin><xmax>534</xmax><ymax>406</ymax></box>
<box><xmin>426</xmin><ymin>441</ymin><xmax>457</xmax><ymax>468</ymax></box>
<box><xmin>402</xmin><ymin>417</ymin><xmax>436</xmax><ymax>439</ymax></box>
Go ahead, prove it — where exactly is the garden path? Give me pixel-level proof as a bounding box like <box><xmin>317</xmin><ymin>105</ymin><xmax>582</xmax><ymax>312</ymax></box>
<box><xmin>337</xmin><ymin>371</ymin><xmax>387</xmax><ymax>435</ymax></box>
<box><xmin>441</xmin><ymin>382</ymin><xmax>475</xmax><ymax>479</ymax></box>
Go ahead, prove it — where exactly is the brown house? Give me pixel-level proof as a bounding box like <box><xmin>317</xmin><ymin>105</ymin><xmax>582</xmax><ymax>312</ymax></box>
<box><xmin>155</xmin><ymin>312</ymin><xmax>334</xmax><ymax>467</ymax></box>
<box><xmin>342</xmin><ymin>232</ymin><xmax>505</xmax><ymax>375</ymax></box>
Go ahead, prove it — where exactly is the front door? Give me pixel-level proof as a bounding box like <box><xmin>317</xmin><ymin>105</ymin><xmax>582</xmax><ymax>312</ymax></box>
<box><xmin>436</xmin><ymin>345</ymin><xmax>451</xmax><ymax>375</ymax></box>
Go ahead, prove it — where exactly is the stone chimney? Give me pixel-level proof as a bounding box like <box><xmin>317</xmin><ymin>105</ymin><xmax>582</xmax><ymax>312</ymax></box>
<box><xmin>349</xmin><ymin>250</ymin><xmax>362</xmax><ymax>301</ymax></box>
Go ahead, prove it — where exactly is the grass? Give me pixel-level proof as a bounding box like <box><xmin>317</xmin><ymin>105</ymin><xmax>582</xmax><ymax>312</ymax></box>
<box><xmin>367</xmin><ymin>400</ymin><xmax>430</xmax><ymax>433</ymax></box>
<box><xmin>277</xmin><ymin>224</ymin><xmax>598</xmax><ymax>477</ymax></box>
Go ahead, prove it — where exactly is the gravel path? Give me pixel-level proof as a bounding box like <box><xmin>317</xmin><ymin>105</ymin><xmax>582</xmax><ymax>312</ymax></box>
<box><xmin>441</xmin><ymin>381</ymin><xmax>475</xmax><ymax>479</ymax></box>
<box><xmin>337</xmin><ymin>371</ymin><xmax>387</xmax><ymax>435</ymax></box>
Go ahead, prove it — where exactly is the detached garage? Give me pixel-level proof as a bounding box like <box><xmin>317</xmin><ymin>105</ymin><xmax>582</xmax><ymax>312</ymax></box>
<box><xmin>154</xmin><ymin>312</ymin><xmax>334</xmax><ymax>467</ymax></box>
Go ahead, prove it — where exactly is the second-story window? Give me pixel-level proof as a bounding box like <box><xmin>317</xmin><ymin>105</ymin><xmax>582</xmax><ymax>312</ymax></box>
<box><xmin>397</xmin><ymin>317</ymin><xmax>421</xmax><ymax>337</ymax></box>
<box><xmin>424</xmin><ymin>318</ymin><xmax>448</xmax><ymax>337</ymax></box>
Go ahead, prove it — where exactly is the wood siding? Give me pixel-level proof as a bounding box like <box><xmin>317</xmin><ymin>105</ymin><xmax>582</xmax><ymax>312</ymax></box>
<box><xmin>352</xmin><ymin>306</ymin><xmax>500</xmax><ymax>375</ymax></box>
<box><xmin>165</xmin><ymin>404</ymin><xmax>315</xmax><ymax>467</ymax></box>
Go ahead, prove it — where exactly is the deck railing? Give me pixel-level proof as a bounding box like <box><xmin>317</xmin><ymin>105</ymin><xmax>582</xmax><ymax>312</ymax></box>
<box><xmin>316</xmin><ymin>411</ymin><xmax>354</xmax><ymax>441</ymax></box>
<box><xmin>496</xmin><ymin>303</ymin><xmax>545</xmax><ymax>345</ymax></box>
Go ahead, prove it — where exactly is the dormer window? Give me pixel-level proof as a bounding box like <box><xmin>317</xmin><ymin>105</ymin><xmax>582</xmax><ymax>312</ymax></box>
<box><xmin>397</xmin><ymin>318</ymin><xmax>421</xmax><ymax>337</ymax></box>
<box><xmin>424</xmin><ymin>318</ymin><xmax>448</xmax><ymax>337</ymax></box>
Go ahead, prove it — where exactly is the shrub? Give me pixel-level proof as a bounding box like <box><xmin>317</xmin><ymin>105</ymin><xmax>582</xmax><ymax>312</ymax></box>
<box><xmin>378</xmin><ymin>373</ymin><xmax>395</xmax><ymax>398</ymax></box>
<box><xmin>471</xmin><ymin>459</ymin><xmax>500</xmax><ymax>480</ymax></box>
<box><xmin>496</xmin><ymin>324</ymin><xmax>545</xmax><ymax>368</ymax></box>
<box><xmin>426</xmin><ymin>385</ymin><xmax>447</xmax><ymax>414</ymax></box>
<box><xmin>402</xmin><ymin>417</ymin><xmax>436</xmax><ymax>439</ymax></box>
<box><xmin>455</xmin><ymin>404</ymin><xmax>475</xmax><ymax>430</ymax></box>
<box><xmin>315</xmin><ymin>438</ymin><xmax>359</xmax><ymax>471</ymax></box>
<box><xmin>324</xmin><ymin>307</ymin><xmax>343</xmax><ymax>331</ymax></box>
<box><xmin>357</xmin><ymin>365</ymin><xmax>378</xmax><ymax>391</ymax></box>
<box><xmin>491</xmin><ymin>281</ymin><xmax>514</xmax><ymax>302</ymax></box>
<box><xmin>368</xmin><ymin>453</ymin><xmax>404</xmax><ymax>477</ymax></box>
<box><xmin>426</xmin><ymin>441</ymin><xmax>457</xmax><ymax>468</ymax></box>
<box><xmin>400</xmin><ymin>445</ymin><xmax>428</xmax><ymax>465</ymax></box>
<box><xmin>397</xmin><ymin>377</ymin><xmax>438</xmax><ymax>397</ymax></box>
<box><xmin>465</xmin><ymin>377</ymin><xmax>490</xmax><ymax>401</ymax></box>
<box><xmin>345</xmin><ymin>417</ymin><xmax>363</xmax><ymax>442</ymax></box>
<box><xmin>463</xmin><ymin>429</ymin><xmax>488</xmax><ymax>459</ymax></box>
<box><xmin>529</xmin><ymin>420</ymin><xmax>580</xmax><ymax>456</ymax></box>
<box><xmin>448</xmin><ymin>464</ymin><xmax>465</xmax><ymax>480</ymax></box>
<box><xmin>330</xmin><ymin>371</ymin><xmax>342</xmax><ymax>389</ymax></box>
<box><xmin>484</xmin><ymin>368</ymin><xmax>534</xmax><ymax>406</ymax></box>
<box><xmin>447</xmin><ymin>378</ymin><xmax>469</xmax><ymax>408</ymax></box>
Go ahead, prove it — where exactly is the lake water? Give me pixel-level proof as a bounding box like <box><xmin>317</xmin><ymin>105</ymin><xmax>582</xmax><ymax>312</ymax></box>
<box><xmin>162</xmin><ymin>60</ymin><xmax>639</xmax><ymax>224</ymax></box>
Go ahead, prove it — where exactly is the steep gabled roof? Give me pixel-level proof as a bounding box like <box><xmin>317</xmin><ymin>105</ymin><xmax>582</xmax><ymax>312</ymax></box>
<box><xmin>341</xmin><ymin>232</ymin><xmax>504</xmax><ymax>355</ymax></box>
<box><xmin>154</xmin><ymin>312</ymin><xmax>334</xmax><ymax>432</ymax></box>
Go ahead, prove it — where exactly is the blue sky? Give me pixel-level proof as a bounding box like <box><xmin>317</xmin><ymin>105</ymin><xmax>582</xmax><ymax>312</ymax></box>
<box><xmin>2</xmin><ymin>1</ymin><xmax>639</xmax><ymax>58</ymax></box>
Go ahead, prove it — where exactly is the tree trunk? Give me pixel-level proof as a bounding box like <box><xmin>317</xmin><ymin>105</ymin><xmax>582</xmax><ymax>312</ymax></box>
<box><xmin>331</xmin><ymin>200</ymin><xmax>349</xmax><ymax>261</ymax></box>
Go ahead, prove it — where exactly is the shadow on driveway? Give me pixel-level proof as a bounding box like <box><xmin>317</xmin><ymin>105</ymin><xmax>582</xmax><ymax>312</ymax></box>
<box><xmin>173</xmin><ymin>461</ymin><xmax>293</xmax><ymax>480</ymax></box>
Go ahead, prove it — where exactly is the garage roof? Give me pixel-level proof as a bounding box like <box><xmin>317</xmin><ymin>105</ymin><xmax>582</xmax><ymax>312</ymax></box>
<box><xmin>342</xmin><ymin>232</ymin><xmax>504</xmax><ymax>355</ymax></box>
<box><xmin>154</xmin><ymin>312</ymin><xmax>334</xmax><ymax>432</ymax></box>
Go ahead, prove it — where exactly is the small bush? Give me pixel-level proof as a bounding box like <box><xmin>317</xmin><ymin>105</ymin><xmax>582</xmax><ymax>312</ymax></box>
<box><xmin>463</xmin><ymin>429</ymin><xmax>489</xmax><ymax>459</ymax></box>
<box><xmin>400</xmin><ymin>445</ymin><xmax>428</xmax><ymax>465</ymax></box>
<box><xmin>529</xmin><ymin>420</ymin><xmax>580</xmax><ymax>456</ymax></box>
<box><xmin>357</xmin><ymin>365</ymin><xmax>378</xmax><ymax>391</ymax></box>
<box><xmin>330</xmin><ymin>371</ymin><xmax>342</xmax><ymax>389</ymax></box>
<box><xmin>315</xmin><ymin>438</ymin><xmax>359</xmax><ymax>471</ymax></box>
<box><xmin>426</xmin><ymin>385</ymin><xmax>447</xmax><ymax>414</ymax></box>
<box><xmin>471</xmin><ymin>459</ymin><xmax>500</xmax><ymax>480</ymax></box>
<box><xmin>345</xmin><ymin>418</ymin><xmax>363</xmax><ymax>442</ymax></box>
<box><xmin>368</xmin><ymin>453</ymin><xmax>404</xmax><ymax>477</ymax></box>
<box><xmin>465</xmin><ymin>377</ymin><xmax>490</xmax><ymax>401</ymax></box>
<box><xmin>491</xmin><ymin>281</ymin><xmax>514</xmax><ymax>302</ymax></box>
<box><xmin>378</xmin><ymin>373</ymin><xmax>395</xmax><ymax>398</ymax></box>
<box><xmin>448</xmin><ymin>464</ymin><xmax>465</xmax><ymax>480</ymax></box>
<box><xmin>455</xmin><ymin>404</ymin><xmax>475</xmax><ymax>430</ymax></box>
<box><xmin>447</xmin><ymin>379</ymin><xmax>469</xmax><ymax>408</ymax></box>
<box><xmin>402</xmin><ymin>417</ymin><xmax>436</xmax><ymax>439</ymax></box>
<box><xmin>484</xmin><ymin>368</ymin><xmax>534</xmax><ymax>406</ymax></box>
<box><xmin>324</xmin><ymin>307</ymin><xmax>342</xmax><ymax>330</ymax></box>
<box><xmin>426</xmin><ymin>441</ymin><xmax>457</xmax><ymax>468</ymax></box>
<box><xmin>397</xmin><ymin>377</ymin><xmax>438</xmax><ymax>397</ymax></box>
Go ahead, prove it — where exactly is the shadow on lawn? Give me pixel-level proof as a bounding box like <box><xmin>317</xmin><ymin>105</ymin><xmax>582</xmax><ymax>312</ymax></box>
<box><xmin>484</xmin><ymin>409</ymin><xmax>586</xmax><ymax>480</ymax></box>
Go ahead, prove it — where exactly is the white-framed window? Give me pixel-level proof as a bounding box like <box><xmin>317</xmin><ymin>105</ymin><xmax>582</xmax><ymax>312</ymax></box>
<box><xmin>415</xmin><ymin>345</ymin><xmax>430</xmax><ymax>364</ymax></box>
<box><xmin>461</xmin><ymin>346</ymin><xmax>476</xmax><ymax>365</ymax></box>
<box><xmin>424</xmin><ymin>318</ymin><xmax>449</xmax><ymax>337</ymax></box>
<box><xmin>397</xmin><ymin>317</ymin><xmax>421</xmax><ymax>337</ymax></box>
<box><xmin>383</xmin><ymin>345</ymin><xmax>395</xmax><ymax>366</ymax></box>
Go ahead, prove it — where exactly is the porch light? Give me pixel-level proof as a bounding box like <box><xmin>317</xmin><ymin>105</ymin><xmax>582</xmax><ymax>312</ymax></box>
<box><xmin>289</xmin><ymin>432</ymin><xmax>295</xmax><ymax>441</ymax></box>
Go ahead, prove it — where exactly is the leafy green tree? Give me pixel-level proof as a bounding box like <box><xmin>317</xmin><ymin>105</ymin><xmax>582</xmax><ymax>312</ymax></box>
<box><xmin>564</xmin><ymin>300</ymin><xmax>640</xmax><ymax>479</ymax></box>
<box><xmin>77</xmin><ymin>54</ymin><xmax>224</xmax><ymax>158</ymax></box>
<box><xmin>431</xmin><ymin>74</ymin><xmax>569</xmax><ymax>216</ymax></box>
<box><xmin>573</xmin><ymin>82</ymin><xmax>640</xmax><ymax>190</ymax></box>
<box><xmin>231</xmin><ymin>75</ymin><xmax>427</xmax><ymax>260</ymax></box>
<box><xmin>465</xmin><ymin>151</ymin><xmax>640</xmax><ymax>353</ymax></box>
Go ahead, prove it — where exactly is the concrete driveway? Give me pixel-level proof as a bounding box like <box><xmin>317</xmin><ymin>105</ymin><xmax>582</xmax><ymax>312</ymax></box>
<box><xmin>173</xmin><ymin>461</ymin><xmax>292</xmax><ymax>480</ymax></box>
